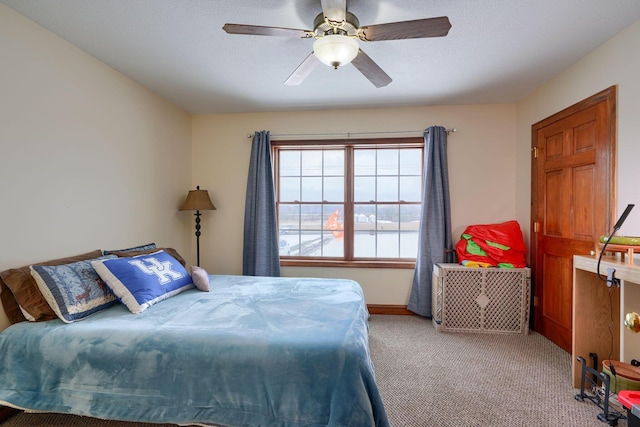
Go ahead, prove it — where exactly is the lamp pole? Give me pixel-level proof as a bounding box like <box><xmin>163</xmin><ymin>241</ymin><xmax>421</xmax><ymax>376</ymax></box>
<box><xmin>194</xmin><ymin>210</ymin><xmax>202</xmax><ymax>266</ymax></box>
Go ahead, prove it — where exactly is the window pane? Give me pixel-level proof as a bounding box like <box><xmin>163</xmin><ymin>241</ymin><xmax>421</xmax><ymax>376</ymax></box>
<box><xmin>377</xmin><ymin>149</ymin><xmax>398</xmax><ymax>176</ymax></box>
<box><xmin>301</xmin><ymin>204</ymin><xmax>323</xmax><ymax>230</ymax></box>
<box><xmin>400</xmin><ymin>204</ymin><xmax>422</xmax><ymax>227</ymax></box>
<box><xmin>302</xmin><ymin>151</ymin><xmax>322</xmax><ymax>176</ymax></box>
<box><xmin>354</xmin><ymin>176</ymin><xmax>375</xmax><ymax>202</ymax></box>
<box><xmin>291</xmin><ymin>204</ymin><xmax>322</xmax><ymax>257</ymax></box>
<box><xmin>377</xmin><ymin>204</ymin><xmax>400</xmax><ymax>259</ymax></box>
<box><xmin>354</xmin><ymin>150</ymin><xmax>375</xmax><ymax>176</ymax></box>
<box><xmin>354</xmin><ymin>230</ymin><xmax>376</xmax><ymax>257</ymax></box>
<box><xmin>323</xmin><ymin>150</ymin><xmax>344</xmax><ymax>176</ymax></box>
<box><xmin>301</xmin><ymin>177</ymin><xmax>322</xmax><ymax>201</ymax></box>
<box><xmin>399</xmin><ymin>205</ymin><xmax>420</xmax><ymax>258</ymax></box>
<box><xmin>280</xmin><ymin>151</ymin><xmax>300</xmax><ymax>177</ymax></box>
<box><xmin>400</xmin><ymin>176</ymin><xmax>421</xmax><ymax>201</ymax></box>
<box><xmin>377</xmin><ymin>204</ymin><xmax>399</xmax><ymax>229</ymax></box>
<box><xmin>280</xmin><ymin>177</ymin><xmax>300</xmax><ymax>202</ymax></box>
<box><xmin>279</xmin><ymin>204</ymin><xmax>300</xmax><ymax>232</ymax></box>
<box><xmin>323</xmin><ymin>176</ymin><xmax>343</xmax><ymax>202</ymax></box>
<box><xmin>322</xmin><ymin>205</ymin><xmax>344</xmax><ymax>257</ymax></box>
<box><xmin>377</xmin><ymin>177</ymin><xmax>398</xmax><ymax>202</ymax></box>
<box><xmin>377</xmin><ymin>229</ymin><xmax>400</xmax><ymax>258</ymax></box>
<box><xmin>354</xmin><ymin>204</ymin><xmax>375</xmax><ymax>226</ymax></box>
<box><xmin>400</xmin><ymin>149</ymin><xmax>422</xmax><ymax>175</ymax></box>
<box><xmin>279</xmin><ymin>204</ymin><xmax>300</xmax><ymax>256</ymax></box>
<box><xmin>298</xmin><ymin>233</ymin><xmax>322</xmax><ymax>256</ymax></box>
<box><xmin>400</xmin><ymin>232</ymin><xmax>419</xmax><ymax>258</ymax></box>
<box><xmin>354</xmin><ymin>204</ymin><xmax>377</xmax><ymax>257</ymax></box>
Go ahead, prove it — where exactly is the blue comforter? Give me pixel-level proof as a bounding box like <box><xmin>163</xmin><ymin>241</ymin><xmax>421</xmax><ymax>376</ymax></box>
<box><xmin>0</xmin><ymin>275</ymin><xmax>389</xmax><ymax>427</ymax></box>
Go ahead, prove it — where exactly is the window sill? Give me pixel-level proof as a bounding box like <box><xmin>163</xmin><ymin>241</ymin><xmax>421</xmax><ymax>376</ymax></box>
<box><xmin>280</xmin><ymin>259</ymin><xmax>416</xmax><ymax>269</ymax></box>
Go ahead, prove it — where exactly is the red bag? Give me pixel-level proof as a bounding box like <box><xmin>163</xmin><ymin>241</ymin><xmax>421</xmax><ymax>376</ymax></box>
<box><xmin>455</xmin><ymin>220</ymin><xmax>527</xmax><ymax>268</ymax></box>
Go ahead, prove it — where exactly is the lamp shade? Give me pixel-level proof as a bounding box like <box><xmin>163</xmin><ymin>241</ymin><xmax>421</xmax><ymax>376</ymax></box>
<box><xmin>179</xmin><ymin>187</ymin><xmax>216</xmax><ymax>211</ymax></box>
<box><xmin>313</xmin><ymin>34</ymin><xmax>359</xmax><ymax>69</ymax></box>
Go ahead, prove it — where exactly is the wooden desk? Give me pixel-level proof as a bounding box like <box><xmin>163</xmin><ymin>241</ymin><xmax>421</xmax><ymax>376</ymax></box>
<box><xmin>572</xmin><ymin>255</ymin><xmax>640</xmax><ymax>387</ymax></box>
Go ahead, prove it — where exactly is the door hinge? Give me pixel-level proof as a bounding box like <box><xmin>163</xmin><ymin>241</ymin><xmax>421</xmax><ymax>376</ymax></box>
<box><xmin>533</xmin><ymin>222</ymin><xmax>540</xmax><ymax>233</ymax></box>
<box><xmin>533</xmin><ymin>296</ymin><xmax>539</xmax><ymax>307</ymax></box>
<box><xmin>532</xmin><ymin>147</ymin><xmax>538</xmax><ymax>158</ymax></box>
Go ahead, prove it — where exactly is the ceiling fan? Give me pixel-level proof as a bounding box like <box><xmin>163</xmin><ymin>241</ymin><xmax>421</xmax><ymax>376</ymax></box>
<box><xmin>222</xmin><ymin>0</ymin><xmax>451</xmax><ymax>88</ymax></box>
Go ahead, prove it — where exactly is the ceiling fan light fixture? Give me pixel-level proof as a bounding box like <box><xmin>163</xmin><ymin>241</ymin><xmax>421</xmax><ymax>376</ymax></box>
<box><xmin>313</xmin><ymin>34</ymin><xmax>359</xmax><ymax>69</ymax></box>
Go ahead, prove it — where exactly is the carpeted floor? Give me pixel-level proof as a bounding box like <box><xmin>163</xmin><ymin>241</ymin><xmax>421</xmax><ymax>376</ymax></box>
<box><xmin>1</xmin><ymin>315</ymin><xmax>626</xmax><ymax>426</ymax></box>
<box><xmin>368</xmin><ymin>315</ymin><xmax>624</xmax><ymax>427</ymax></box>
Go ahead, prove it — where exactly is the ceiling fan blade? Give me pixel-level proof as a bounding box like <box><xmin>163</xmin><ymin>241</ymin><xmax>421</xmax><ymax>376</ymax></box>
<box><xmin>320</xmin><ymin>0</ymin><xmax>347</xmax><ymax>23</ymax></box>
<box><xmin>359</xmin><ymin>16</ymin><xmax>451</xmax><ymax>41</ymax></box>
<box><xmin>351</xmin><ymin>49</ymin><xmax>392</xmax><ymax>88</ymax></box>
<box><xmin>223</xmin><ymin>23</ymin><xmax>313</xmax><ymax>38</ymax></box>
<box><xmin>284</xmin><ymin>53</ymin><xmax>321</xmax><ymax>86</ymax></box>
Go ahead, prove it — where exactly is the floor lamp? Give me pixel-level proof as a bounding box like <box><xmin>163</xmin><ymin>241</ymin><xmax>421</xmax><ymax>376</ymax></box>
<box><xmin>179</xmin><ymin>186</ymin><xmax>216</xmax><ymax>266</ymax></box>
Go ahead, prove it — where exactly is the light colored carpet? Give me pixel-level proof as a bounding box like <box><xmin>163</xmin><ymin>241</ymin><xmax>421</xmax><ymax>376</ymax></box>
<box><xmin>1</xmin><ymin>314</ymin><xmax>625</xmax><ymax>426</ymax></box>
<box><xmin>368</xmin><ymin>315</ymin><xmax>624</xmax><ymax>427</ymax></box>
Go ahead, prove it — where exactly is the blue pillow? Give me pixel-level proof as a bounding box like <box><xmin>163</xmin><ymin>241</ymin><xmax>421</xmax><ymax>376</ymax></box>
<box><xmin>30</xmin><ymin>255</ymin><xmax>118</xmax><ymax>323</ymax></box>
<box><xmin>92</xmin><ymin>250</ymin><xmax>194</xmax><ymax>314</ymax></box>
<box><xmin>102</xmin><ymin>242</ymin><xmax>156</xmax><ymax>255</ymax></box>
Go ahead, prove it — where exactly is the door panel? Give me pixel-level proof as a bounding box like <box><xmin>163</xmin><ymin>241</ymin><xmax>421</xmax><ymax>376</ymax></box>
<box><xmin>531</xmin><ymin>86</ymin><xmax>616</xmax><ymax>352</ymax></box>
<box><xmin>541</xmin><ymin>252</ymin><xmax>573</xmax><ymax>352</ymax></box>
<box><xmin>573</xmin><ymin>165</ymin><xmax>596</xmax><ymax>238</ymax></box>
<box><xmin>544</xmin><ymin>169</ymin><xmax>565</xmax><ymax>236</ymax></box>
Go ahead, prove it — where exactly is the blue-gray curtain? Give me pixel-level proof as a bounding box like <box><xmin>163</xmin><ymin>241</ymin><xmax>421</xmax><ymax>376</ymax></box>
<box><xmin>242</xmin><ymin>131</ymin><xmax>281</xmax><ymax>277</ymax></box>
<box><xmin>408</xmin><ymin>126</ymin><xmax>453</xmax><ymax>317</ymax></box>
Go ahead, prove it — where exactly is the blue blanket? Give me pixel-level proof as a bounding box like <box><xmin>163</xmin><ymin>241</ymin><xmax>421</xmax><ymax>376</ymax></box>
<box><xmin>0</xmin><ymin>275</ymin><xmax>389</xmax><ymax>427</ymax></box>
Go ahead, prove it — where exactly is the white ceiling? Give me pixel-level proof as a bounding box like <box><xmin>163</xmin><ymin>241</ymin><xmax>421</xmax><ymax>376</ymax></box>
<box><xmin>3</xmin><ymin>0</ymin><xmax>640</xmax><ymax>114</ymax></box>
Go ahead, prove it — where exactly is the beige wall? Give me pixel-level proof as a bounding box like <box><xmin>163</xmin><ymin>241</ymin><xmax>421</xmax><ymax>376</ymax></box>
<box><xmin>515</xmin><ymin>19</ymin><xmax>640</xmax><ymax>247</ymax></box>
<box><xmin>192</xmin><ymin>104</ymin><xmax>517</xmax><ymax>305</ymax></box>
<box><xmin>0</xmin><ymin>4</ymin><xmax>193</xmax><ymax>331</ymax></box>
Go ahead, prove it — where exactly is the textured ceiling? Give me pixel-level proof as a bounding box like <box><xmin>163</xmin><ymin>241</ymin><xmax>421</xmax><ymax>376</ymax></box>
<box><xmin>3</xmin><ymin>0</ymin><xmax>640</xmax><ymax>114</ymax></box>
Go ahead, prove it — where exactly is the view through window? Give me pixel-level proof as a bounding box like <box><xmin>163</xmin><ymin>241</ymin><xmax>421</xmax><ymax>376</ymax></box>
<box><xmin>274</xmin><ymin>138</ymin><xmax>423</xmax><ymax>266</ymax></box>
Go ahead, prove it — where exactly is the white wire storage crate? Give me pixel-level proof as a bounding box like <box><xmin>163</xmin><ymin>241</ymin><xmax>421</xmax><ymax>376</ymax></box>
<box><xmin>432</xmin><ymin>263</ymin><xmax>531</xmax><ymax>334</ymax></box>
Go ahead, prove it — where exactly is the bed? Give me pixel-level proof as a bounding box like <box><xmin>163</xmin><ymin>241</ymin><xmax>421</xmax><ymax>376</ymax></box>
<box><xmin>0</xmin><ymin>273</ymin><xmax>390</xmax><ymax>426</ymax></box>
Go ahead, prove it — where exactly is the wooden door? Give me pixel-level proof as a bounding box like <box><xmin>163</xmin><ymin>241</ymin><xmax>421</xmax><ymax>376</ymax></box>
<box><xmin>531</xmin><ymin>87</ymin><xmax>616</xmax><ymax>352</ymax></box>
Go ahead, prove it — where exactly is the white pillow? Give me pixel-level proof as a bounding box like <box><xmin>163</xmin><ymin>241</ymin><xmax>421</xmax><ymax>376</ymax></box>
<box><xmin>190</xmin><ymin>266</ymin><xmax>211</xmax><ymax>292</ymax></box>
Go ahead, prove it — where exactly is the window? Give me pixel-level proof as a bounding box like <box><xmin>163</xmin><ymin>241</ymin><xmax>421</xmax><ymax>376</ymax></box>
<box><xmin>274</xmin><ymin>137</ymin><xmax>423</xmax><ymax>268</ymax></box>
